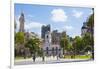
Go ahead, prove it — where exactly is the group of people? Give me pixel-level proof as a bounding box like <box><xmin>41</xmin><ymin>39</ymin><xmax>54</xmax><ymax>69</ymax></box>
<box><xmin>32</xmin><ymin>54</ymin><xmax>45</xmax><ymax>62</ymax></box>
<box><xmin>32</xmin><ymin>53</ymin><xmax>60</xmax><ymax>62</ymax></box>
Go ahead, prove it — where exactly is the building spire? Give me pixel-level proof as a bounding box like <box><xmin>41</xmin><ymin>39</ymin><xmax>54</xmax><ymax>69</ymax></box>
<box><xmin>19</xmin><ymin>12</ymin><xmax>25</xmax><ymax>32</ymax></box>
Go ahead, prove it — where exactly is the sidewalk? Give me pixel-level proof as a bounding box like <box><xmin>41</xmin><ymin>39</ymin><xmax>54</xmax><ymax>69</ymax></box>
<box><xmin>15</xmin><ymin>56</ymin><xmax>58</xmax><ymax>62</ymax></box>
<box><xmin>15</xmin><ymin>56</ymin><xmax>92</xmax><ymax>63</ymax></box>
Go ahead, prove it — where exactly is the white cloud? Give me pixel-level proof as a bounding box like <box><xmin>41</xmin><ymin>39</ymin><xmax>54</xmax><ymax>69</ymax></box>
<box><xmin>36</xmin><ymin>31</ymin><xmax>41</xmax><ymax>38</ymax></box>
<box><xmin>65</xmin><ymin>26</ymin><xmax>73</xmax><ymax>30</ymax></box>
<box><xmin>72</xmin><ymin>10</ymin><xmax>83</xmax><ymax>18</ymax></box>
<box><xmin>51</xmin><ymin>9</ymin><xmax>68</xmax><ymax>22</ymax></box>
<box><xmin>16</xmin><ymin>20</ymin><xmax>20</xmax><ymax>30</ymax></box>
<box><xmin>15</xmin><ymin>16</ymin><xmax>20</xmax><ymax>32</ymax></box>
<box><xmin>25</xmin><ymin>22</ymin><xmax>45</xmax><ymax>30</ymax></box>
<box><xmin>24</xmin><ymin>22</ymin><xmax>44</xmax><ymax>37</ymax></box>
<box><xmin>27</xmin><ymin>14</ymin><xmax>34</xmax><ymax>18</ymax></box>
<box><xmin>15</xmin><ymin>15</ymin><xmax>44</xmax><ymax>33</ymax></box>
<box><xmin>89</xmin><ymin>10</ymin><xmax>93</xmax><ymax>15</ymax></box>
<box><xmin>71</xmin><ymin>32</ymin><xmax>81</xmax><ymax>38</ymax></box>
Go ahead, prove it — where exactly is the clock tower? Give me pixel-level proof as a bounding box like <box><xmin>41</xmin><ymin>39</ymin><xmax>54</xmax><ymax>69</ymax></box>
<box><xmin>19</xmin><ymin>12</ymin><xmax>25</xmax><ymax>32</ymax></box>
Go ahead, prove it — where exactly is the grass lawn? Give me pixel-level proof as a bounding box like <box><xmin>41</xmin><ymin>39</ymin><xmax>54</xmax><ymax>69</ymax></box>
<box><xmin>15</xmin><ymin>56</ymin><xmax>32</xmax><ymax>60</ymax></box>
<box><xmin>15</xmin><ymin>55</ymin><xmax>91</xmax><ymax>60</ymax></box>
<box><xmin>63</xmin><ymin>55</ymin><xmax>91</xmax><ymax>59</ymax></box>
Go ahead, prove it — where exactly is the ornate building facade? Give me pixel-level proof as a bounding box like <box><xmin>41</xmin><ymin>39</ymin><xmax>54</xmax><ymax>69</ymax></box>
<box><xmin>41</xmin><ymin>25</ymin><xmax>62</xmax><ymax>56</ymax></box>
<box><xmin>41</xmin><ymin>24</ymin><xmax>50</xmax><ymax>39</ymax></box>
<box><xmin>81</xmin><ymin>22</ymin><xmax>88</xmax><ymax>36</ymax></box>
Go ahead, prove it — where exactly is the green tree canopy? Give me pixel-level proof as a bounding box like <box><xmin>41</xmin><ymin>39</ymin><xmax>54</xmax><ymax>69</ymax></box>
<box><xmin>82</xmin><ymin>33</ymin><xmax>93</xmax><ymax>47</ymax></box>
<box><xmin>73</xmin><ymin>36</ymin><xmax>84</xmax><ymax>54</ymax></box>
<box><xmin>25</xmin><ymin>37</ymin><xmax>41</xmax><ymax>54</ymax></box>
<box><xmin>87</xmin><ymin>10</ymin><xmax>94</xmax><ymax>29</ymax></box>
<box><xmin>84</xmin><ymin>45</ymin><xmax>92</xmax><ymax>52</ymax></box>
<box><xmin>60</xmin><ymin>32</ymin><xmax>69</xmax><ymax>50</ymax></box>
<box><xmin>15</xmin><ymin>32</ymin><xmax>24</xmax><ymax>44</ymax></box>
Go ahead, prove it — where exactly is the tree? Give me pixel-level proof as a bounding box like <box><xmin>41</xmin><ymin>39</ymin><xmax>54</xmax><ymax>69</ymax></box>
<box><xmin>87</xmin><ymin>8</ymin><xmax>94</xmax><ymax>31</ymax></box>
<box><xmin>82</xmin><ymin>33</ymin><xmax>92</xmax><ymax>47</ymax></box>
<box><xmin>73</xmin><ymin>36</ymin><xmax>84</xmax><ymax>55</ymax></box>
<box><xmin>15</xmin><ymin>32</ymin><xmax>25</xmax><ymax>57</ymax></box>
<box><xmin>15</xmin><ymin>32</ymin><xmax>25</xmax><ymax>45</ymax></box>
<box><xmin>84</xmin><ymin>45</ymin><xmax>92</xmax><ymax>52</ymax></box>
<box><xmin>86</xmin><ymin>8</ymin><xmax>94</xmax><ymax>59</ymax></box>
<box><xmin>82</xmin><ymin>32</ymin><xmax>93</xmax><ymax>58</ymax></box>
<box><xmin>60</xmin><ymin>31</ymin><xmax>69</xmax><ymax>55</ymax></box>
<box><xmin>25</xmin><ymin>37</ymin><xmax>41</xmax><ymax>56</ymax></box>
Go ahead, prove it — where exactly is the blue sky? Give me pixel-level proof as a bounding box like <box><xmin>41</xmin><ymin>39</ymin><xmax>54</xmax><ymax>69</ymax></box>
<box><xmin>14</xmin><ymin>4</ymin><xmax>93</xmax><ymax>38</ymax></box>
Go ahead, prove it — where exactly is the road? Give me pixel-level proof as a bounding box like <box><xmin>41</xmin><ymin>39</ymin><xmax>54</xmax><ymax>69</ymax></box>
<box><xmin>14</xmin><ymin>56</ymin><xmax>92</xmax><ymax>65</ymax></box>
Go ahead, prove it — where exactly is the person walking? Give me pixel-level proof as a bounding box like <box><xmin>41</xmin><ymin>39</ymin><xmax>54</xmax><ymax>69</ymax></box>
<box><xmin>33</xmin><ymin>53</ymin><xmax>36</xmax><ymax>62</ymax></box>
<box><xmin>42</xmin><ymin>53</ymin><xmax>45</xmax><ymax>62</ymax></box>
